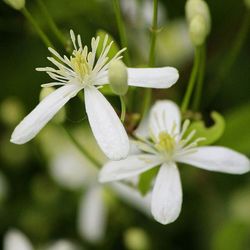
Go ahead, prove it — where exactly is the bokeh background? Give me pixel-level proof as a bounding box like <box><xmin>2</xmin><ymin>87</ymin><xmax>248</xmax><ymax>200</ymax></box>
<box><xmin>0</xmin><ymin>0</ymin><xmax>250</xmax><ymax>249</ymax></box>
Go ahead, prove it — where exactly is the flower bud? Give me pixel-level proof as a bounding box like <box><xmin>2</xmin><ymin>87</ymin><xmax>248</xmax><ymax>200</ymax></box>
<box><xmin>189</xmin><ymin>15</ymin><xmax>207</xmax><ymax>46</ymax></box>
<box><xmin>3</xmin><ymin>0</ymin><xmax>25</xmax><ymax>10</ymax></box>
<box><xmin>185</xmin><ymin>0</ymin><xmax>211</xmax><ymax>34</ymax></box>
<box><xmin>108</xmin><ymin>61</ymin><xmax>128</xmax><ymax>96</ymax></box>
<box><xmin>40</xmin><ymin>87</ymin><xmax>66</xmax><ymax>124</ymax></box>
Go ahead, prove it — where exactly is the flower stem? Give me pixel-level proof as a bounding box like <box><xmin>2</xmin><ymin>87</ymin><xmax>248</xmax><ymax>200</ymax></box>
<box><xmin>181</xmin><ymin>47</ymin><xmax>201</xmax><ymax>113</ymax></box>
<box><xmin>120</xmin><ymin>95</ymin><xmax>126</xmax><ymax>122</ymax></box>
<box><xmin>112</xmin><ymin>0</ymin><xmax>131</xmax><ymax>65</ymax></box>
<box><xmin>35</xmin><ymin>0</ymin><xmax>66</xmax><ymax>47</ymax></box>
<box><xmin>192</xmin><ymin>44</ymin><xmax>206</xmax><ymax>111</ymax></box>
<box><xmin>62</xmin><ymin>125</ymin><xmax>100</xmax><ymax>168</ymax></box>
<box><xmin>21</xmin><ymin>7</ymin><xmax>53</xmax><ymax>48</ymax></box>
<box><xmin>141</xmin><ymin>0</ymin><xmax>159</xmax><ymax>118</ymax></box>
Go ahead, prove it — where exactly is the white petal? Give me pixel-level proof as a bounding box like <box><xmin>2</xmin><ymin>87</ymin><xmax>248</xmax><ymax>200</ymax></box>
<box><xmin>84</xmin><ymin>86</ymin><xmax>129</xmax><ymax>160</ymax></box>
<box><xmin>99</xmin><ymin>154</ymin><xmax>162</xmax><ymax>182</ymax></box>
<box><xmin>149</xmin><ymin>100</ymin><xmax>181</xmax><ymax>139</ymax></box>
<box><xmin>151</xmin><ymin>162</ymin><xmax>182</xmax><ymax>225</ymax></box>
<box><xmin>11</xmin><ymin>84</ymin><xmax>81</xmax><ymax>144</ymax></box>
<box><xmin>127</xmin><ymin>67</ymin><xmax>179</xmax><ymax>88</ymax></box>
<box><xmin>78</xmin><ymin>186</ymin><xmax>106</xmax><ymax>243</ymax></box>
<box><xmin>4</xmin><ymin>229</ymin><xmax>33</xmax><ymax>250</ymax></box>
<box><xmin>178</xmin><ymin>146</ymin><xmax>250</xmax><ymax>174</ymax></box>
<box><xmin>134</xmin><ymin>114</ymin><xmax>150</xmax><ymax>139</ymax></box>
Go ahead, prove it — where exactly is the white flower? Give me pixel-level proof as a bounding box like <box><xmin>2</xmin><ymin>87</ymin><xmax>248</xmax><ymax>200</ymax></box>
<box><xmin>10</xmin><ymin>30</ymin><xmax>179</xmax><ymax>160</ymax></box>
<box><xmin>99</xmin><ymin>100</ymin><xmax>250</xmax><ymax>225</ymax></box>
<box><xmin>3</xmin><ymin>229</ymin><xmax>33</xmax><ymax>250</ymax></box>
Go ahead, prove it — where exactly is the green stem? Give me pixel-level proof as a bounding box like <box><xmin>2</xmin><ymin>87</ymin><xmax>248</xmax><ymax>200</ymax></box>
<box><xmin>148</xmin><ymin>0</ymin><xmax>159</xmax><ymax>67</ymax></box>
<box><xmin>192</xmin><ymin>44</ymin><xmax>206</xmax><ymax>111</ymax></box>
<box><xmin>62</xmin><ymin>125</ymin><xmax>100</xmax><ymax>168</ymax></box>
<box><xmin>112</xmin><ymin>0</ymin><xmax>131</xmax><ymax>65</ymax></box>
<box><xmin>120</xmin><ymin>95</ymin><xmax>126</xmax><ymax>122</ymax></box>
<box><xmin>36</xmin><ymin>0</ymin><xmax>66</xmax><ymax>47</ymax></box>
<box><xmin>21</xmin><ymin>7</ymin><xmax>53</xmax><ymax>48</ymax></box>
<box><xmin>181</xmin><ymin>47</ymin><xmax>201</xmax><ymax>113</ymax></box>
<box><xmin>141</xmin><ymin>0</ymin><xmax>159</xmax><ymax>118</ymax></box>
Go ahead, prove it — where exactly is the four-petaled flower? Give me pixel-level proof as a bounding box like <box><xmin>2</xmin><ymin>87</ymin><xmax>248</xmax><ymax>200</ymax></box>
<box><xmin>99</xmin><ymin>100</ymin><xmax>250</xmax><ymax>224</ymax></box>
<box><xmin>10</xmin><ymin>30</ymin><xmax>179</xmax><ymax>160</ymax></box>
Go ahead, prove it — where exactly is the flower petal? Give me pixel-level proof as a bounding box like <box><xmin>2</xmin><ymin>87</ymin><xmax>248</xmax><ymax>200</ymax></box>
<box><xmin>149</xmin><ymin>100</ymin><xmax>181</xmax><ymax>139</ymax></box>
<box><xmin>78</xmin><ymin>186</ymin><xmax>106</xmax><ymax>243</ymax></box>
<box><xmin>151</xmin><ymin>162</ymin><xmax>182</xmax><ymax>225</ymax></box>
<box><xmin>178</xmin><ymin>146</ymin><xmax>250</xmax><ymax>174</ymax></box>
<box><xmin>128</xmin><ymin>67</ymin><xmax>179</xmax><ymax>88</ymax></box>
<box><xmin>11</xmin><ymin>84</ymin><xmax>81</xmax><ymax>144</ymax></box>
<box><xmin>84</xmin><ymin>86</ymin><xmax>129</xmax><ymax>160</ymax></box>
<box><xmin>99</xmin><ymin>154</ymin><xmax>162</xmax><ymax>182</ymax></box>
<box><xmin>4</xmin><ymin>229</ymin><xmax>33</xmax><ymax>250</ymax></box>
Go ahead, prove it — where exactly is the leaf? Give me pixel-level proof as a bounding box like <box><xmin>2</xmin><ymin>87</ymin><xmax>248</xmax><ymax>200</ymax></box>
<box><xmin>138</xmin><ymin>167</ymin><xmax>159</xmax><ymax>196</ymax></box>
<box><xmin>186</xmin><ymin>111</ymin><xmax>225</xmax><ymax>146</ymax></box>
<box><xmin>96</xmin><ymin>30</ymin><xmax>120</xmax><ymax>59</ymax></box>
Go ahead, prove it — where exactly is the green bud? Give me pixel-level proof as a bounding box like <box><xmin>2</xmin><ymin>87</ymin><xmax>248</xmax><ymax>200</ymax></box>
<box><xmin>124</xmin><ymin>228</ymin><xmax>150</xmax><ymax>250</ymax></box>
<box><xmin>3</xmin><ymin>0</ymin><xmax>25</xmax><ymax>10</ymax></box>
<box><xmin>189</xmin><ymin>15</ymin><xmax>207</xmax><ymax>46</ymax></box>
<box><xmin>39</xmin><ymin>87</ymin><xmax>66</xmax><ymax>124</ymax></box>
<box><xmin>108</xmin><ymin>60</ymin><xmax>128</xmax><ymax>96</ymax></box>
<box><xmin>185</xmin><ymin>0</ymin><xmax>211</xmax><ymax>34</ymax></box>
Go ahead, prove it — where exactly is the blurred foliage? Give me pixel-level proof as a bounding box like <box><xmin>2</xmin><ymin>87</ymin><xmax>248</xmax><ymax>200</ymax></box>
<box><xmin>0</xmin><ymin>0</ymin><xmax>250</xmax><ymax>249</ymax></box>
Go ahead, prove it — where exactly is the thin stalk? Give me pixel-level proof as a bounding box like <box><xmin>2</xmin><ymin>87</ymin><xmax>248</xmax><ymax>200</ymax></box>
<box><xmin>112</xmin><ymin>0</ymin><xmax>131</xmax><ymax>65</ymax></box>
<box><xmin>141</xmin><ymin>0</ymin><xmax>159</xmax><ymax>118</ymax></box>
<box><xmin>62</xmin><ymin>125</ymin><xmax>100</xmax><ymax>168</ymax></box>
<box><xmin>120</xmin><ymin>95</ymin><xmax>126</xmax><ymax>122</ymax></box>
<box><xmin>21</xmin><ymin>7</ymin><xmax>53</xmax><ymax>48</ymax></box>
<box><xmin>181</xmin><ymin>47</ymin><xmax>201</xmax><ymax>113</ymax></box>
<box><xmin>192</xmin><ymin>44</ymin><xmax>206</xmax><ymax>111</ymax></box>
<box><xmin>36</xmin><ymin>0</ymin><xmax>66</xmax><ymax>47</ymax></box>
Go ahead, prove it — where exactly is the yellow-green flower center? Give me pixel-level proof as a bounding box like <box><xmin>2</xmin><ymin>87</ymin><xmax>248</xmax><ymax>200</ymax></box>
<box><xmin>71</xmin><ymin>51</ymin><xmax>90</xmax><ymax>80</ymax></box>
<box><xmin>155</xmin><ymin>132</ymin><xmax>176</xmax><ymax>156</ymax></box>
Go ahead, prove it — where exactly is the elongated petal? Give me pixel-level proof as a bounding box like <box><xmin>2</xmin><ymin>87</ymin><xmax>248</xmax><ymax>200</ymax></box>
<box><xmin>149</xmin><ymin>100</ymin><xmax>181</xmax><ymax>139</ymax></box>
<box><xmin>4</xmin><ymin>229</ymin><xmax>33</xmax><ymax>250</ymax></box>
<box><xmin>99</xmin><ymin>154</ymin><xmax>162</xmax><ymax>182</ymax></box>
<box><xmin>127</xmin><ymin>67</ymin><xmax>179</xmax><ymax>88</ymax></box>
<box><xmin>178</xmin><ymin>146</ymin><xmax>250</xmax><ymax>174</ymax></box>
<box><xmin>84</xmin><ymin>86</ymin><xmax>129</xmax><ymax>160</ymax></box>
<box><xmin>11</xmin><ymin>84</ymin><xmax>81</xmax><ymax>144</ymax></box>
<box><xmin>151</xmin><ymin>162</ymin><xmax>182</xmax><ymax>225</ymax></box>
<box><xmin>78</xmin><ymin>186</ymin><xmax>106</xmax><ymax>243</ymax></box>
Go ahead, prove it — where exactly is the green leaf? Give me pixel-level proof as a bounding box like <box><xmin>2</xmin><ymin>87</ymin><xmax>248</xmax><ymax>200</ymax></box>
<box><xmin>186</xmin><ymin>111</ymin><xmax>225</xmax><ymax>146</ymax></box>
<box><xmin>96</xmin><ymin>29</ymin><xmax>120</xmax><ymax>59</ymax></box>
<box><xmin>138</xmin><ymin>167</ymin><xmax>159</xmax><ymax>196</ymax></box>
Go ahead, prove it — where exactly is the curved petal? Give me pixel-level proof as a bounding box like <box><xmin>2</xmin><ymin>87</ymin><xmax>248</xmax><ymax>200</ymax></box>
<box><xmin>84</xmin><ymin>86</ymin><xmax>129</xmax><ymax>160</ymax></box>
<box><xmin>178</xmin><ymin>146</ymin><xmax>250</xmax><ymax>174</ymax></box>
<box><xmin>11</xmin><ymin>84</ymin><xmax>81</xmax><ymax>144</ymax></box>
<box><xmin>78</xmin><ymin>186</ymin><xmax>106</xmax><ymax>243</ymax></box>
<box><xmin>4</xmin><ymin>229</ymin><xmax>33</xmax><ymax>250</ymax></box>
<box><xmin>99</xmin><ymin>154</ymin><xmax>162</xmax><ymax>182</ymax></box>
<box><xmin>151</xmin><ymin>162</ymin><xmax>182</xmax><ymax>225</ymax></box>
<box><xmin>128</xmin><ymin>67</ymin><xmax>179</xmax><ymax>88</ymax></box>
<box><xmin>149</xmin><ymin>100</ymin><xmax>181</xmax><ymax>139</ymax></box>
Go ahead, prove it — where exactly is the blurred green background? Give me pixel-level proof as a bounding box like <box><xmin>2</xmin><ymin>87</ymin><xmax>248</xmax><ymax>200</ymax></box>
<box><xmin>0</xmin><ymin>0</ymin><xmax>250</xmax><ymax>249</ymax></box>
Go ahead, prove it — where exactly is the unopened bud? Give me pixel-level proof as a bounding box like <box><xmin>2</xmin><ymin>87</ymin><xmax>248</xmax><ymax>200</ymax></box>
<box><xmin>40</xmin><ymin>87</ymin><xmax>66</xmax><ymax>123</ymax></box>
<box><xmin>108</xmin><ymin>61</ymin><xmax>128</xmax><ymax>96</ymax></box>
<box><xmin>4</xmin><ymin>0</ymin><xmax>25</xmax><ymax>10</ymax></box>
<box><xmin>185</xmin><ymin>0</ymin><xmax>211</xmax><ymax>34</ymax></box>
<box><xmin>189</xmin><ymin>15</ymin><xmax>207</xmax><ymax>46</ymax></box>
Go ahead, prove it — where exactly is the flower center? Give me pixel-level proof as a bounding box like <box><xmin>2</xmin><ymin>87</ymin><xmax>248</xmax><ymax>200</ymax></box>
<box><xmin>70</xmin><ymin>51</ymin><xmax>91</xmax><ymax>81</ymax></box>
<box><xmin>155</xmin><ymin>132</ymin><xmax>176</xmax><ymax>157</ymax></box>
